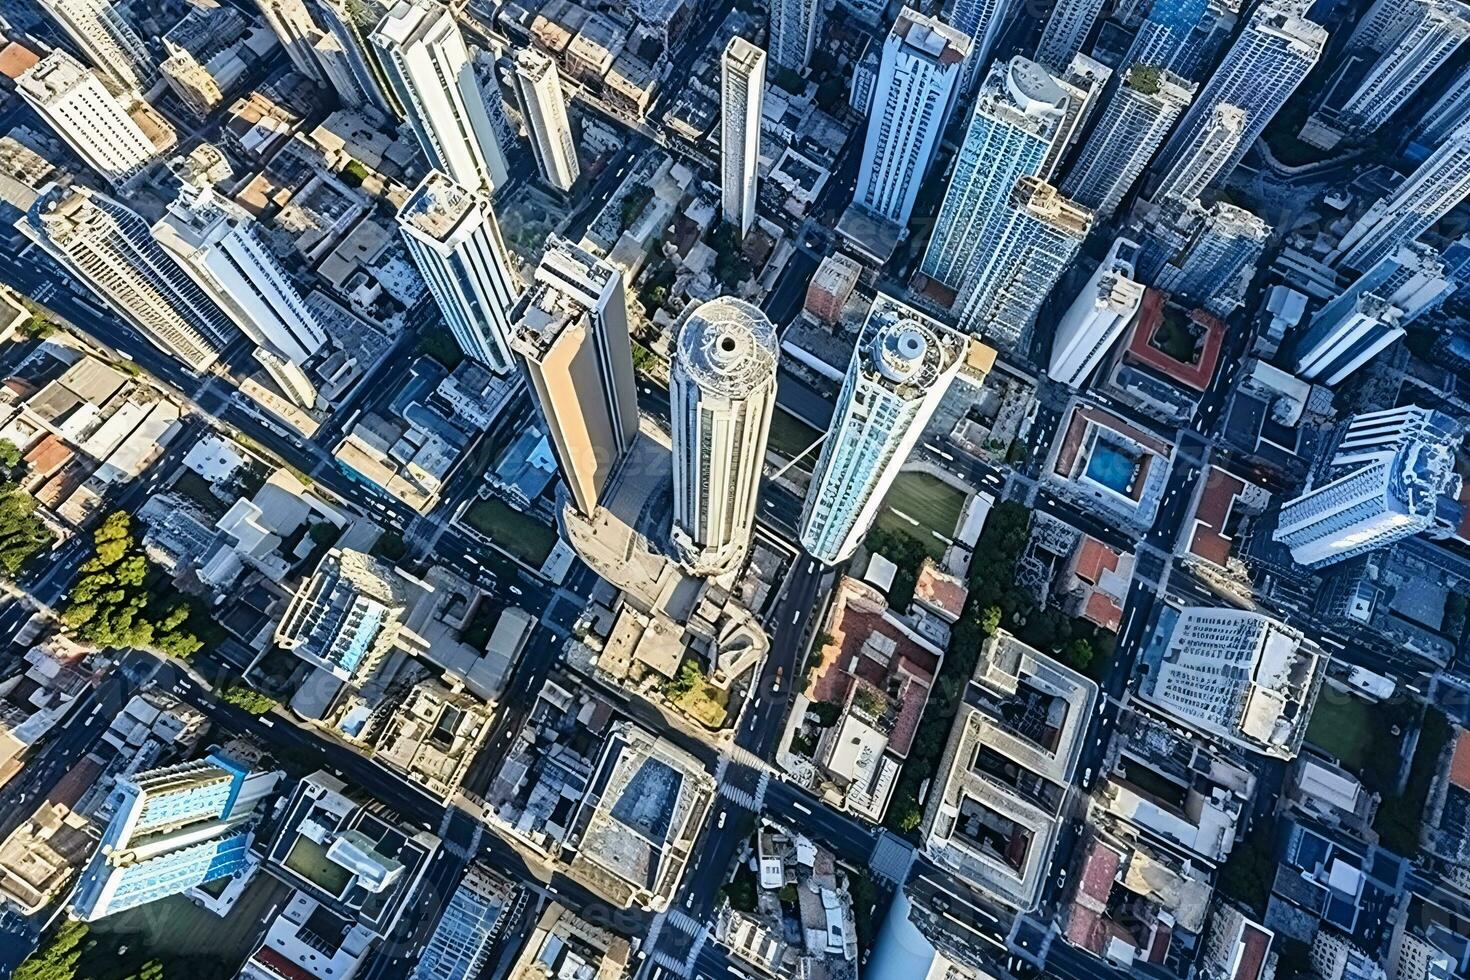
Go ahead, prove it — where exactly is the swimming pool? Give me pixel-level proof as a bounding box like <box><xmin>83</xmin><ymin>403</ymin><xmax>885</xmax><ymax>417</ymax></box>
<box><xmin>1084</xmin><ymin>441</ymin><xmax>1138</xmax><ymax>493</ymax></box>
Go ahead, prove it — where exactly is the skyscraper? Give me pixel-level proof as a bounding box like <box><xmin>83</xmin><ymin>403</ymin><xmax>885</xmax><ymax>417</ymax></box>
<box><xmin>1050</xmin><ymin>237</ymin><xmax>1146</xmax><ymax>388</ymax></box>
<box><xmin>1122</xmin><ymin>0</ymin><xmax>1209</xmax><ymax>74</ymax></box>
<box><xmin>511</xmin><ymin>237</ymin><xmax>638</xmax><ymax>518</ymax></box>
<box><xmin>1332</xmin><ymin>0</ymin><xmax>1470</xmax><ymax>136</ymax></box>
<box><xmin>22</xmin><ymin>184</ymin><xmax>234</xmax><ymax>371</ymax></box>
<box><xmin>852</xmin><ymin>9</ymin><xmax>970</xmax><ymax>230</ymax></box>
<box><xmin>16</xmin><ymin>51</ymin><xmax>159</xmax><ymax>188</ymax></box>
<box><xmin>255</xmin><ymin>0</ymin><xmax>329</xmax><ymax>85</ymax></box>
<box><xmin>372</xmin><ymin>0</ymin><xmax>509</xmax><ymax>193</ymax></box>
<box><xmin>801</xmin><ymin>294</ymin><xmax>966</xmax><ymax>564</ymax></box>
<box><xmin>921</xmin><ymin>57</ymin><xmax>1066</xmax><ymax>290</ymax></box>
<box><xmin>397</xmin><ymin>171</ymin><xmax>520</xmax><ymax>372</ymax></box>
<box><xmin>1035</xmin><ymin>0</ymin><xmax>1109</xmax><ymax>70</ymax></box>
<box><xmin>512</xmin><ymin>48</ymin><xmax>580</xmax><ymax>192</ymax></box>
<box><xmin>312</xmin><ymin>0</ymin><xmax>399</xmax><ymax>113</ymax></box>
<box><xmin>153</xmin><ymin>185</ymin><xmax>328</xmax><ymax>408</ymax></box>
<box><xmin>958</xmin><ymin>177</ymin><xmax>1092</xmax><ymax>349</ymax></box>
<box><xmin>1292</xmin><ymin>242</ymin><xmax>1453</xmax><ymax>383</ymax></box>
<box><xmin>1153</xmin><ymin>0</ymin><xmax>1326</xmax><ymax>184</ymax></box>
<box><xmin>670</xmin><ymin>298</ymin><xmax>779</xmax><ymax>576</ymax></box>
<box><xmin>1273</xmin><ymin>406</ymin><xmax>1467</xmax><ymax>568</ymax></box>
<box><xmin>1151</xmin><ymin>102</ymin><xmax>1245</xmax><ymax>205</ymax></box>
<box><xmin>770</xmin><ymin>0</ymin><xmax>823</xmax><ymax>71</ymax></box>
<box><xmin>720</xmin><ymin>37</ymin><xmax>766</xmax><ymax>238</ymax></box>
<box><xmin>1042</xmin><ymin>53</ymin><xmax>1111</xmax><ymax>180</ymax></box>
<box><xmin>1062</xmin><ymin>65</ymin><xmax>1194</xmax><ymax>220</ymax></box>
<box><xmin>1415</xmin><ymin>68</ymin><xmax>1470</xmax><ymax>147</ymax></box>
<box><xmin>950</xmin><ymin>0</ymin><xmax>1017</xmax><ymax>92</ymax></box>
<box><xmin>1331</xmin><ymin>120</ymin><xmax>1470</xmax><ymax>272</ymax></box>
<box><xmin>1348</xmin><ymin>0</ymin><xmax>1429</xmax><ymax>52</ymax></box>
<box><xmin>71</xmin><ymin>753</ymin><xmax>281</xmax><ymax>920</ymax></box>
<box><xmin>1155</xmin><ymin>201</ymin><xmax>1269</xmax><ymax>314</ymax></box>
<box><xmin>35</xmin><ymin>0</ymin><xmax>156</xmax><ymax>94</ymax></box>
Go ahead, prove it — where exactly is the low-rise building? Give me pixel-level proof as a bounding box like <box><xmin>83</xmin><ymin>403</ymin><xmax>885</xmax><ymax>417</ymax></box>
<box><xmin>1101</xmin><ymin>290</ymin><xmax>1225</xmax><ymax>424</ymax></box>
<box><xmin>507</xmin><ymin>901</ymin><xmax>630</xmax><ymax>979</ymax></box>
<box><xmin>1044</xmin><ymin>400</ymin><xmax>1174</xmax><ymax>531</ymax></box>
<box><xmin>1199</xmin><ymin>901</ymin><xmax>1276</xmax><ymax>980</ymax></box>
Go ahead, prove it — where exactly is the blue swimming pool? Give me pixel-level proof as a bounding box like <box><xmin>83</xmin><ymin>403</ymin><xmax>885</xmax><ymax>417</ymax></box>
<box><xmin>1085</xmin><ymin>442</ymin><xmax>1138</xmax><ymax>493</ymax></box>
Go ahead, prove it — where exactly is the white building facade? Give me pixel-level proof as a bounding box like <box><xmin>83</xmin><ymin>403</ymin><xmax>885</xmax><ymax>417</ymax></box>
<box><xmin>512</xmin><ymin>48</ymin><xmax>580</xmax><ymax>192</ymax></box>
<box><xmin>35</xmin><ymin>0</ymin><xmax>156</xmax><ymax>93</ymax></box>
<box><xmin>720</xmin><ymin>37</ymin><xmax>766</xmax><ymax>238</ymax></box>
<box><xmin>1151</xmin><ymin>102</ymin><xmax>1244</xmax><ymax>205</ymax></box>
<box><xmin>1050</xmin><ymin>237</ymin><xmax>1146</xmax><ymax>388</ymax></box>
<box><xmin>16</xmin><ymin>51</ymin><xmax>159</xmax><ymax>187</ymax></box>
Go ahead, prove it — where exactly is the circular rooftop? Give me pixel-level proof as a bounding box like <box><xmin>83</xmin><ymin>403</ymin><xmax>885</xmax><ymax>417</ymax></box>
<box><xmin>873</xmin><ymin>318</ymin><xmax>935</xmax><ymax>384</ymax></box>
<box><xmin>1007</xmin><ymin>56</ymin><xmax>1065</xmax><ymax>112</ymax></box>
<box><xmin>675</xmin><ymin>297</ymin><xmax>779</xmax><ymax>396</ymax></box>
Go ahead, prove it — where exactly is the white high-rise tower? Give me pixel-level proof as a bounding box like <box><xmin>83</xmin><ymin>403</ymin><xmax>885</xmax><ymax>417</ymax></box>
<box><xmin>371</xmin><ymin>0</ymin><xmax>510</xmax><ymax>192</ymax></box>
<box><xmin>1050</xmin><ymin>238</ymin><xmax>1146</xmax><ymax>388</ymax></box>
<box><xmin>16</xmin><ymin>51</ymin><xmax>159</xmax><ymax>188</ymax></box>
<box><xmin>513</xmin><ymin>48</ymin><xmax>580</xmax><ymax>192</ymax></box>
<box><xmin>670</xmin><ymin>299</ymin><xmax>779</xmax><ymax>576</ymax></box>
<box><xmin>801</xmin><ymin>294</ymin><xmax>967</xmax><ymax>564</ymax></box>
<box><xmin>35</xmin><ymin>0</ymin><xmax>156</xmax><ymax>94</ymax></box>
<box><xmin>1151</xmin><ymin>102</ymin><xmax>1244</xmax><ymax>205</ymax></box>
<box><xmin>771</xmin><ymin>0</ymin><xmax>823</xmax><ymax>71</ymax></box>
<box><xmin>397</xmin><ymin>171</ymin><xmax>520</xmax><ymax>373</ymax></box>
<box><xmin>1035</xmin><ymin>0</ymin><xmax>1109</xmax><ymax>70</ymax></box>
<box><xmin>1333</xmin><ymin>0</ymin><xmax>1470</xmax><ymax>136</ymax></box>
<box><xmin>1042</xmin><ymin>53</ymin><xmax>1112</xmax><ymax>180</ymax></box>
<box><xmin>721</xmin><ymin>37</ymin><xmax>766</xmax><ymax>238</ymax></box>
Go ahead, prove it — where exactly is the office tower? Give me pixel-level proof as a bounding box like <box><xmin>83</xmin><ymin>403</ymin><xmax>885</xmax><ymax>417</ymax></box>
<box><xmin>771</xmin><ymin>0</ymin><xmax>822</xmax><ymax>70</ymax></box>
<box><xmin>1154</xmin><ymin>0</ymin><xmax>1326</xmax><ymax>184</ymax></box>
<box><xmin>256</xmin><ymin>0</ymin><xmax>327</xmax><ymax>83</ymax></box>
<box><xmin>1122</xmin><ymin>0</ymin><xmax>1209</xmax><ymax>73</ymax></box>
<box><xmin>1035</xmin><ymin>0</ymin><xmax>1109</xmax><ymax>70</ymax></box>
<box><xmin>800</xmin><ymin>294</ymin><xmax>966</xmax><ymax>564</ymax></box>
<box><xmin>1292</xmin><ymin>242</ymin><xmax>1453</xmax><ymax>384</ymax></box>
<box><xmin>314</xmin><ymin>0</ymin><xmax>401</xmax><ymax>116</ymax></box>
<box><xmin>397</xmin><ymin>171</ymin><xmax>520</xmax><ymax>373</ymax></box>
<box><xmin>920</xmin><ymin>57</ymin><xmax>1065</xmax><ymax>290</ymax></box>
<box><xmin>511</xmin><ymin>237</ymin><xmax>638</xmax><ymax>518</ymax></box>
<box><xmin>373</xmin><ymin>0</ymin><xmax>509</xmax><ymax>193</ymax></box>
<box><xmin>1334</xmin><ymin>0</ymin><xmax>1470</xmax><ymax>136</ymax></box>
<box><xmin>22</xmin><ymin>184</ymin><xmax>234</xmax><ymax>371</ymax></box>
<box><xmin>1142</xmin><ymin>607</ymin><xmax>1324</xmax><ymax>759</ymax></box>
<box><xmin>1062</xmin><ymin>65</ymin><xmax>1194</xmax><ymax>220</ymax></box>
<box><xmin>35</xmin><ymin>0</ymin><xmax>156</xmax><ymax>94</ymax></box>
<box><xmin>1349</xmin><ymin>0</ymin><xmax>1427</xmax><ymax>52</ymax></box>
<box><xmin>512</xmin><ymin>49</ymin><xmax>579</xmax><ymax>192</ymax></box>
<box><xmin>720</xmin><ymin>37</ymin><xmax>766</xmax><ymax>238</ymax></box>
<box><xmin>1331</xmin><ymin>121</ymin><xmax>1470</xmax><ymax>271</ymax></box>
<box><xmin>1172</xmin><ymin>0</ymin><xmax>1241</xmax><ymax>79</ymax></box>
<box><xmin>670</xmin><ymin>298</ymin><xmax>779</xmax><ymax>576</ymax></box>
<box><xmin>951</xmin><ymin>0</ymin><xmax>1016</xmax><ymax>92</ymax></box>
<box><xmin>958</xmin><ymin>177</ymin><xmax>1092</xmax><ymax>348</ymax></box>
<box><xmin>71</xmin><ymin>753</ymin><xmax>281</xmax><ymax>920</ymax></box>
<box><xmin>153</xmin><ymin>185</ymin><xmax>327</xmax><ymax>408</ymax></box>
<box><xmin>852</xmin><ymin>9</ymin><xmax>970</xmax><ymax>229</ymax></box>
<box><xmin>413</xmin><ymin>867</ymin><xmax>514</xmax><ymax>980</ymax></box>
<box><xmin>1151</xmin><ymin>102</ymin><xmax>1244</xmax><ymax>204</ymax></box>
<box><xmin>1042</xmin><ymin>53</ymin><xmax>1111</xmax><ymax>180</ymax></box>
<box><xmin>1050</xmin><ymin>237</ymin><xmax>1146</xmax><ymax>388</ymax></box>
<box><xmin>16</xmin><ymin>52</ymin><xmax>159</xmax><ymax>188</ymax></box>
<box><xmin>1416</xmin><ymin>70</ymin><xmax>1470</xmax><ymax>147</ymax></box>
<box><xmin>1273</xmin><ymin>407</ymin><xmax>1467</xmax><ymax>568</ymax></box>
<box><xmin>1155</xmin><ymin>202</ymin><xmax>1269</xmax><ymax>313</ymax></box>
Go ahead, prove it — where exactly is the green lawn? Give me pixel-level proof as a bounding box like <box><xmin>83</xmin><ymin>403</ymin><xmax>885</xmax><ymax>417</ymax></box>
<box><xmin>875</xmin><ymin>471</ymin><xmax>967</xmax><ymax>558</ymax></box>
<box><xmin>1305</xmin><ymin>693</ymin><xmax>1374</xmax><ymax>772</ymax></box>
<box><xmin>285</xmin><ymin>836</ymin><xmax>351</xmax><ymax>896</ymax></box>
<box><xmin>767</xmin><ymin>408</ymin><xmax>822</xmax><ymax>471</ymax></box>
<box><xmin>463</xmin><ymin>497</ymin><xmax>557</xmax><ymax>567</ymax></box>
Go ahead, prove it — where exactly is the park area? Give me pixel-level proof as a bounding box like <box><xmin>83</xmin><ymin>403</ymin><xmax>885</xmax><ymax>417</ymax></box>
<box><xmin>1304</xmin><ymin>691</ymin><xmax>1374</xmax><ymax>773</ymax></box>
<box><xmin>874</xmin><ymin>470</ymin><xmax>968</xmax><ymax>560</ymax></box>
<box><xmin>463</xmin><ymin>496</ymin><xmax>557</xmax><ymax>568</ymax></box>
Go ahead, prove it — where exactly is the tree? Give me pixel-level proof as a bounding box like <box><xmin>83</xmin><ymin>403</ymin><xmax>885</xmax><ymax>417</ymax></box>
<box><xmin>663</xmin><ymin>658</ymin><xmax>703</xmax><ymax>699</ymax></box>
<box><xmin>219</xmin><ymin>684</ymin><xmax>278</xmax><ymax>715</ymax></box>
<box><xmin>1064</xmin><ymin>638</ymin><xmax>1094</xmax><ymax>672</ymax></box>
<box><xmin>14</xmin><ymin>919</ymin><xmax>88</xmax><ymax>980</ymax></box>
<box><xmin>339</xmin><ymin>159</ymin><xmax>369</xmax><ymax>187</ymax></box>
<box><xmin>0</xmin><ymin>487</ymin><xmax>54</xmax><ymax>579</ymax></box>
<box><xmin>0</xmin><ymin>439</ymin><xmax>21</xmax><ymax>474</ymax></box>
<box><xmin>979</xmin><ymin>605</ymin><xmax>1002</xmax><ymax>636</ymax></box>
<box><xmin>888</xmin><ymin>793</ymin><xmax>923</xmax><ymax>833</ymax></box>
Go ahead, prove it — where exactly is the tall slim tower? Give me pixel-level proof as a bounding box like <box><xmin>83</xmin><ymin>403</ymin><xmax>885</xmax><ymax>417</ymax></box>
<box><xmin>1062</xmin><ymin>65</ymin><xmax>1194</xmax><ymax>220</ymax></box>
<box><xmin>511</xmin><ymin>237</ymin><xmax>638</xmax><ymax>518</ymax></box>
<box><xmin>771</xmin><ymin>0</ymin><xmax>823</xmax><ymax>71</ymax></box>
<box><xmin>1153</xmin><ymin>0</ymin><xmax>1326</xmax><ymax>184</ymax></box>
<box><xmin>35</xmin><ymin>0</ymin><xmax>156</xmax><ymax>94</ymax></box>
<box><xmin>852</xmin><ymin>8</ymin><xmax>971</xmax><ymax>229</ymax></box>
<box><xmin>958</xmin><ymin>177</ymin><xmax>1092</xmax><ymax>348</ymax></box>
<box><xmin>1155</xmin><ymin>202</ymin><xmax>1269</xmax><ymax>314</ymax></box>
<box><xmin>1035</xmin><ymin>0</ymin><xmax>1109</xmax><ymax>70</ymax></box>
<box><xmin>153</xmin><ymin>185</ymin><xmax>328</xmax><ymax>408</ymax></box>
<box><xmin>1122</xmin><ymin>0</ymin><xmax>1209</xmax><ymax>74</ymax></box>
<box><xmin>1291</xmin><ymin>242</ymin><xmax>1453</xmax><ymax>383</ymax></box>
<box><xmin>670</xmin><ymin>299</ymin><xmax>779</xmax><ymax>576</ymax></box>
<box><xmin>1050</xmin><ymin>238</ymin><xmax>1146</xmax><ymax>388</ymax></box>
<box><xmin>721</xmin><ymin>37</ymin><xmax>766</xmax><ymax>238</ymax></box>
<box><xmin>921</xmin><ymin>57</ymin><xmax>1066</xmax><ymax>291</ymax></box>
<box><xmin>371</xmin><ymin>0</ymin><xmax>509</xmax><ymax>192</ymax></box>
<box><xmin>1042</xmin><ymin>53</ymin><xmax>1112</xmax><ymax>180</ymax></box>
<box><xmin>801</xmin><ymin>294</ymin><xmax>967</xmax><ymax>564</ymax></box>
<box><xmin>22</xmin><ymin>184</ymin><xmax>234</xmax><ymax>371</ymax></box>
<box><xmin>1273</xmin><ymin>407</ymin><xmax>1467</xmax><ymax>568</ymax></box>
<box><xmin>1349</xmin><ymin>0</ymin><xmax>1431</xmax><ymax>52</ymax></box>
<box><xmin>512</xmin><ymin>48</ymin><xmax>580</xmax><ymax>192</ymax></box>
<box><xmin>1151</xmin><ymin>102</ymin><xmax>1245</xmax><ymax>205</ymax></box>
<box><xmin>397</xmin><ymin>171</ymin><xmax>520</xmax><ymax>373</ymax></box>
<box><xmin>950</xmin><ymin>0</ymin><xmax>1017</xmax><ymax>92</ymax></box>
<box><xmin>16</xmin><ymin>51</ymin><xmax>159</xmax><ymax>188</ymax></box>
<box><xmin>1334</xmin><ymin>0</ymin><xmax>1470</xmax><ymax>136</ymax></box>
<box><xmin>1333</xmin><ymin>121</ymin><xmax>1470</xmax><ymax>272</ymax></box>
<box><xmin>312</xmin><ymin>0</ymin><xmax>400</xmax><ymax>114</ymax></box>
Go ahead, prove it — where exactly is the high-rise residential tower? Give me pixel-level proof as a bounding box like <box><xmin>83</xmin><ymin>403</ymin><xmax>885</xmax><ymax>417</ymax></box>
<box><xmin>256</xmin><ymin>0</ymin><xmax>328</xmax><ymax>84</ymax></box>
<box><xmin>1332</xmin><ymin>0</ymin><xmax>1470</xmax><ymax>136</ymax></box>
<box><xmin>950</xmin><ymin>0</ymin><xmax>1017</xmax><ymax>92</ymax></box>
<box><xmin>1153</xmin><ymin>0</ymin><xmax>1326</xmax><ymax>185</ymax></box>
<box><xmin>1349</xmin><ymin>0</ymin><xmax>1431</xmax><ymax>52</ymax></box>
<box><xmin>372</xmin><ymin>0</ymin><xmax>509</xmax><ymax>193</ymax></box>
<box><xmin>1273</xmin><ymin>407</ymin><xmax>1467</xmax><ymax>568</ymax></box>
<box><xmin>1122</xmin><ymin>0</ymin><xmax>1209</xmax><ymax>74</ymax></box>
<box><xmin>1416</xmin><ymin>70</ymin><xmax>1470</xmax><ymax>147</ymax></box>
<box><xmin>1035</xmin><ymin>0</ymin><xmax>1109</xmax><ymax>70</ymax></box>
<box><xmin>1042</xmin><ymin>53</ymin><xmax>1111</xmax><ymax>180</ymax></box>
<box><xmin>397</xmin><ymin>171</ymin><xmax>520</xmax><ymax>373</ymax></box>
<box><xmin>313</xmin><ymin>0</ymin><xmax>400</xmax><ymax>113</ymax></box>
<box><xmin>1050</xmin><ymin>237</ymin><xmax>1146</xmax><ymax>388</ymax></box>
<box><xmin>801</xmin><ymin>294</ymin><xmax>967</xmax><ymax>564</ymax></box>
<box><xmin>153</xmin><ymin>185</ymin><xmax>328</xmax><ymax>408</ymax></box>
<box><xmin>771</xmin><ymin>0</ymin><xmax>823</xmax><ymax>71</ymax></box>
<box><xmin>1292</xmin><ymin>242</ymin><xmax>1454</xmax><ymax>384</ymax></box>
<box><xmin>670</xmin><ymin>298</ymin><xmax>779</xmax><ymax>576</ymax></box>
<box><xmin>921</xmin><ymin>57</ymin><xmax>1066</xmax><ymax>290</ymax></box>
<box><xmin>22</xmin><ymin>184</ymin><xmax>235</xmax><ymax>371</ymax></box>
<box><xmin>1155</xmin><ymin>201</ymin><xmax>1269</xmax><ymax>314</ymax></box>
<box><xmin>16</xmin><ymin>51</ymin><xmax>159</xmax><ymax>188</ymax></box>
<box><xmin>35</xmin><ymin>0</ymin><xmax>156</xmax><ymax>94</ymax></box>
<box><xmin>511</xmin><ymin>237</ymin><xmax>638</xmax><ymax>518</ymax></box>
<box><xmin>513</xmin><ymin>48</ymin><xmax>579</xmax><ymax>192</ymax></box>
<box><xmin>1062</xmin><ymin>65</ymin><xmax>1194</xmax><ymax>220</ymax></box>
<box><xmin>852</xmin><ymin>9</ymin><xmax>971</xmax><ymax>230</ymax></box>
<box><xmin>1331</xmin><ymin>120</ymin><xmax>1470</xmax><ymax>272</ymax></box>
<box><xmin>1151</xmin><ymin>102</ymin><xmax>1245</xmax><ymax>205</ymax></box>
<box><xmin>720</xmin><ymin>37</ymin><xmax>766</xmax><ymax>238</ymax></box>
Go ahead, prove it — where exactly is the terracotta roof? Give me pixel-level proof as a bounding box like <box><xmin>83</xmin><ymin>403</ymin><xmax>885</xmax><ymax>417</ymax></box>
<box><xmin>1084</xmin><ymin>591</ymin><xmax>1123</xmax><ymax>632</ymax></box>
<box><xmin>1065</xmin><ymin>905</ymin><xmax>1105</xmax><ymax>951</ymax></box>
<box><xmin>0</xmin><ymin>43</ymin><xmax>40</xmax><ymax>80</ymax></box>
<box><xmin>248</xmin><ymin>947</ymin><xmax>317</xmax><ymax>980</ymax></box>
<box><xmin>23</xmin><ymin>434</ymin><xmax>71</xmax><ymax>477</ymax></box>
<box><xmin>914</xmin><ymin>559</ymin><xmax>967</xmax><ymax>621</ymax></box>
<box><xmin>1188</xmin><ymin>466</ymin><xmax>1247</xmax><ymax>567</ymax></box>
<box><xmin>1235</xmin><ymin>922</ymin><xmax>1272</xmax><ymax>980</ymax></box>
<box><xmin>1122</xmin><ymin>289</ymin><xmax>1224</xmax><ymax>392</ymax></box>
<box><xmin>1073</xmin><ymin>536</ymin><xmax>1122</xmax><ymax>585</ymax></box>
<box><xmin>1448</xmin><ymin>730</ymin><xmax>1470</xmax><ymax>793</ymax></box>
<box><xmin>1077</xmin><ymin>838</ymin><xmax>1122</xmax><ymax>904</ymax></box>
<box><xmin>1148</xmin><ymin>921</ymin><xmax>1172</xmax><ymax>964</ymax></box>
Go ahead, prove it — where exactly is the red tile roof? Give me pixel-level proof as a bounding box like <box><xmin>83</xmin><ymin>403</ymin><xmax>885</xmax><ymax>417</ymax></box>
<box><xmin>1073</xmin><ymin>536</ymin><xmax>1122</xmax><ymax>585</ymax></box>
<box><xmin>1448</xmin><ymin>730</ymin><xmax>1470</xmax><ymax>793</ymax></box>
<box><xmin>1235</xmin><ymin>923</ymin><xmax>1272</xmax><ymax>980</ymax></box>
<box><xmin>0</xmin><ymin>43</ymin><xmax>39</xmax><ymax>80</ymax></box>
<box><xmin>1085</xmin><ymin>591</ymin><xmax>1123</xmax><ymax>632</ymax></box>
<box><xmin>914</xmin><ymin>559</ymin><xmax>967</xmax><ymax>621</ymax></box>
<box><xmin>1188</xmin><ymin>466</ymin><xmax>1248</xmax><ymax>567</ymax></box>
<box><xmin>1122</xmin><ymin>289</ymin><xmax>1225</xmax><ymax>392</ymax></box>
<box><xmin>23</xmin><ymin>434</ymin><xmax>71</xmax><ymax>478</ymax></box>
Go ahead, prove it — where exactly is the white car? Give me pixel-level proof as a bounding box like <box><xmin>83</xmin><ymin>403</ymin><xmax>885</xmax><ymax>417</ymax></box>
<box><xmin>508</xmin><ymin>585</ymin><xmax>523</xmax><ymax>596</ymax></box>
<box><xmin>717</xmin><ymin>810</ymin><xmax>727</xmax><ymax>829</ymax></box>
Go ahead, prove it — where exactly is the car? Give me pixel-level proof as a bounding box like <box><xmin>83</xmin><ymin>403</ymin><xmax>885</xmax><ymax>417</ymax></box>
<box><xmin>717</xmin><ymin>810</ymin><xmax>727</xmax><ymax>829</ymax></box>
<box><xmin>1082</xmin><ymin>767</ymin><xmax>1093</xmax><ymax>786</ymax></box>
<box><xmin>291</xmin><ymin>437</ymin><xmax>305</xmax><ymax>449</ymax></box>
<box><xmin>772</xmin><ymin>667</ymin><xmax>783</xmax><ymax>695</ymax></box>
<box><xmin>508</xmin><ymin>585</ymin><xmax>523</xmax><ymax>596</ymax></box>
